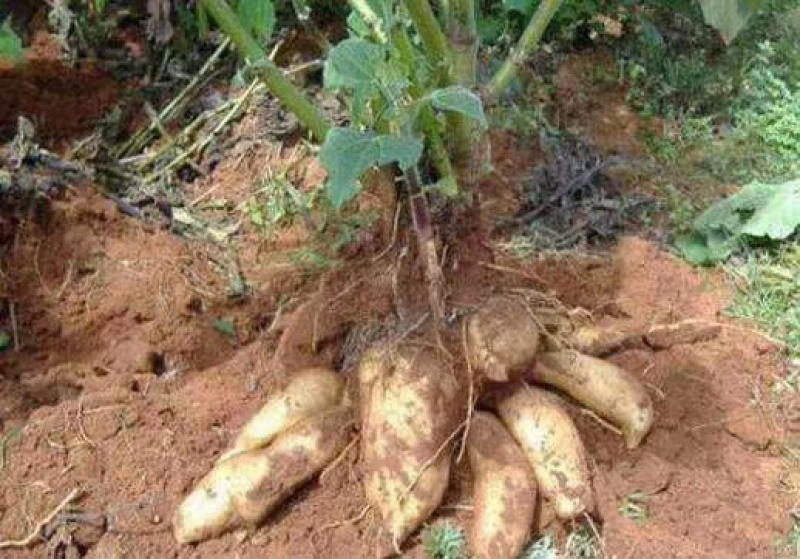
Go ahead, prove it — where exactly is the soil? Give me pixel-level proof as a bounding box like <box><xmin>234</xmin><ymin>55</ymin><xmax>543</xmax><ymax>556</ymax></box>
<box><xmin>1</xmin><ymin>34</ymin><xmax>798</xmax><ymax>559</ymax></box>
<box><xmin>0</xmin><ymin>32</ymin><xmax>122</xmax><ymax>147</ymax></box>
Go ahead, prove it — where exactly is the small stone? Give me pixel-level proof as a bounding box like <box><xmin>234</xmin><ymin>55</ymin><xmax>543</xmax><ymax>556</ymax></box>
<box><xmin>644</xmin><ymin>319</ymin><xmax>722</xmax><ymax>350</ymax></box>
<box><xmin>151</xmin><ymin>515</ymin><xmax>161</xmax><ymax>524</ymax></box>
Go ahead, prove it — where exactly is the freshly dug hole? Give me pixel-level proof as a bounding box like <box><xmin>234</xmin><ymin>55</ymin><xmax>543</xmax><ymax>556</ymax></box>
<box><xmin>467</xmin><ymin>411</ymin><xmax>536</xmax><ymax>559</ymax></box>
<box><xmin>535</xmin><ymin>351</ymin><xmax>654</xmax><ymax>449</ymax></box>
<box><xmin>487</xmin><ymin>383</ymin><xmax>594</xmax><ymax>521</ymax></box>
<box><xmin>466</xmin><ymin>296</ymin><xmax>541</xmax><ymax>383</ymax></box>
<box><xmin>358</xmin><ymin>341</ymin><xmax>465</xmax><ymax>551</ymax></box>
<box><xmin>173</xmin><ymin>406</ymin><xmax>352</xmax><ymax>544</ymax></box>
<box><xmin>218</xmin><ymin>367</ymin><xmax>344</xmax><ymax>462</ymax></box>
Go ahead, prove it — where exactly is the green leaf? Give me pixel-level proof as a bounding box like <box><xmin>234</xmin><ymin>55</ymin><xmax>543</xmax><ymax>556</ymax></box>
<box><xmin>680</xmin><ymin>178</ymin><xmax>800</xmax><ymax>265</ymax></box>
<box><xmin>698</xmin><ymin>0</ymin><xmax>763</xmax><ymax>44</ymax></box>
<box><xmin>0</xmin><ymin>331</ymin><xmax>10</xmax><ymax>352</ymax></box>
<box><xmin>740</xmin><ymin>179</ymin><xmax>800</xmax><ymax>239</ymax></box>
<box><xmin>677</xmin><ymin>233</ymin><xmax>714</xmax><ymax>265</ymax></box>
<box><xmin>212</xmin><ymin>317</ymin><xmax>237</xmax><ymax>340</ymax></box>
<box><xmin>324</xmin><ymin>38</ymin><xmax>385</xmax><ymax>91</ymax></box>
<box><xmin>429</xmin><ymin>86</ymin><xmax>488</xmax><ymax>128</ymax></box>
<box><xmin>0</xmin><ymin>20</ymin><xmax>24</xmax><ymax>64</ymax></box>
<box><xmin>320</xmin><ymin>127</ymin><xmax>423</xmax><ymax>209</ymax></box>
<box><xmin>237</xmin><ymin>0</ymin><xmax>275</xmax><ymax>42</ymax></box>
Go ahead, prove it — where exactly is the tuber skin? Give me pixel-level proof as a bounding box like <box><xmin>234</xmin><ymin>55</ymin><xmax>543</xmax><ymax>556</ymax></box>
<box><xmin>468</xmin><ymin>411</ymin><xmax>537</xmax><ymax>559</ymax></box>
<box><xmin>488</xmin><ymin>383</ymin><xmax>594</xmax><ymax>521</ymax></box>
<box><xmin>218</xmin><ymin>367</ymin><xmax>344</xmax><ymax>462</ymax></box>
<box><xmin>358</xmin><ymin>342</ymin><xmax>465</xmax><ymax>551</ymax></box>
<box><xmin>535</xmin><ymin>351</ymin><xmax>654</xmax><ymax>449</ymax></box>
<box><xmin>466</xmin><ymin>296</ymin><xmax>541</xmax><ymax>383</ymax></box>
<box><xmin>173</xmin><ymin>406</ymin><xmax>352</xmax><ymax>544</ymax></box>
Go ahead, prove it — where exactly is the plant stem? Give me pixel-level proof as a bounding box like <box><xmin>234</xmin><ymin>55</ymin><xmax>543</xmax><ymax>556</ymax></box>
<box><xmin>349</xmin><ymin>0</ymin><xmax>388</xmax><ymax>43</ymax></box>
<box><xmin>402</xmin><ymin>0</ymin><xmax>452</xmax><ymax>84</ymax></box>
<box><xmin>406</xmin><ymin>166</ymin><xmax>446</xmax><ymax>327</ymax></box>
<box><xmin>448</xmin><ymin>0</ymin><xmax>477</xmax><ymax>88</ymax></box>
<box><xmin>486</xmin><ymin>0</ymin><xmax>564</xmax><ymax>100</ymax></box>
<box><xmin>446</xmin><ymin>0</ymin><xmax>478</xmax><ymax>182</ymax></box>
<box><xmin>390</xmin><ymin>25</ymin><xmax>457</xmax><ymax>187</ymax></box>
<box><xmin>200</xmin><ymin>0</ymin><xmax>331</xmax><ymax>140</ymax></box>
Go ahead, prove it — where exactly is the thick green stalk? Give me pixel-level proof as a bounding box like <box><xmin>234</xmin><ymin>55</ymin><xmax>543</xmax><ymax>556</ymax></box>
<box><xmin>446</xmin><ymin>0</ymin><xmax>478</xmax><ymax>176</ymax></box>
<box><xmin>402</xmin><ymin>0</ymin><xmax>452</xmax><ymax>84</ymax></box>
<box><xmin>448</xmin><ymin>0</ymin><xmax>477</xmax><ymax>88</ymax></box>
<box><xmin>200</xmin><ymin>0</ymin><xmax>331</xmax><ymax>140</ymax></box>
<box><xmin>486</xmin><ymin>0</ymin><xmax>564</xmax><ymax>100</ymax></box>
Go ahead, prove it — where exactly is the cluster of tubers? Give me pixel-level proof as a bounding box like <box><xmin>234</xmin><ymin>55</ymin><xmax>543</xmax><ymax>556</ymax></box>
<box><xmin>173</xmin><ymin>296</ymin><xmax>656</xmax><ymax>558</ymax></box>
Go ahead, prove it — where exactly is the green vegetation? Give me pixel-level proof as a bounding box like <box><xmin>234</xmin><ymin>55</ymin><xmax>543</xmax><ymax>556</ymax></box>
<box><xmin>725</xmin><ymin>245</ymin><xmax>800</xmax><ymax>359</ymax></box>
<box><xmin>421</xmin><ymin>522</ymin><xmax>467</xmax><ymax>559</ymax></box>
<box><xmin>0</xmin><ymin>19</ymin><xmax>23</xmax><ymax>62</ymax></box>
<box><xmin>618</xmin><ymin>491</ymin><xmax>651</xmax><ymax>523</ymax></box>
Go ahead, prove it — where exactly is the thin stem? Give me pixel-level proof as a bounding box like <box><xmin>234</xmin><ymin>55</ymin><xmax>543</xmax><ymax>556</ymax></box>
<box><xmin>348</xmin><ymin>0</ymin><xmax>388</xmax><ymax>43</ymax></box>
<box><xmin>200</xmin><ymin>0</ymin><xmax>331</xmax><ymax>140</ymax></box>
<box><xmin>486</xmin><ymin>0</ymin><xmax>564</xmax><ymax>100</ymax></box>
<box><xmin>402</xmin><ymin>0</ymin><xmax>452</xmax><ymax>84</ymax></box>
<box><xmin>390</xmin><ymin>25</ymin><xmax>457</xmax><ymax>187</ymax></box>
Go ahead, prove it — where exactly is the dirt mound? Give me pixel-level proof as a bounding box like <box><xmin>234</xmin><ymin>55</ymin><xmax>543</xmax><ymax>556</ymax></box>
<box><xmin>0</xmin><ymin>33</ymin><xmax>120</xmax><ymax>146</ymax></box>
<box><xmin>0</xmin><ymin>176</ymin><xmax>791</xmax><ymax>557</ymax></box>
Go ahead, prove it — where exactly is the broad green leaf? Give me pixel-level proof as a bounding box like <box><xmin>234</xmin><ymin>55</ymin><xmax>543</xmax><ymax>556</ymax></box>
<box><xmin>681</xmin><ymin>178</ymin><xmax>800</xmax><ymax>265</ymax></box>
<box><xmin>740</xmin><ymin>179</ymin><xmax>800</xmax><ymax>239</ymax></box>
<box><xmin>320</xmin><ymin>127</ymin><xmax>423</xmax><ymax>208</ymax></box>
<box><xmin>429</xmin><ymin>86</ymin><xmax>488</xmax><ymax>128</ymax></box>
<box><xmin>0</xmin><ymin>331</ymin><xmax>9</xmax><ymax>352</ymax></box>
<box><xmin>698</xmin><ymin>0</ymin><xmax>763</xmax><ymax>44</ymax></box>
<box><xmin>324</xmin><ymin>38</ymin><xmax>385</xmax><ymax>91</ymax></box>
<box><xmin>237</xmin><ymin>0</ymin><xmax>275</xmax><ymax>42</ymax></box>
<box><xmin>0</xmin><ymin>20</ymin><xmax>23</xmax><ymax>64</ymax></box>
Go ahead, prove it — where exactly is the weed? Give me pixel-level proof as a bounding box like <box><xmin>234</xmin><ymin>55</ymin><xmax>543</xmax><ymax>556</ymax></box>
<box><xmin>0</xmin><ymin>426</ymin><xmax>22</xmax><ymax>471</ymax></box>
<box><xmin>245</xmin><ymin>173</ymin><xmax>315</xmax><ymax>234</ymax></box>
<box><xmin>497</xmin><ymin>235</ymin><xmax>537</xmax><ymax>260</ymax></box>
<box><xmin>519</xmin><ymin>533</ymin><xmax>559</xmax><ymax>559</ymax></box>
<box><xmin>421</xmin><ymin>521</ymin><xmax>467</xmax><ymax>559</ymax></box>
<box><xmin>724</xmin><ymin>243</ymin><xmax>800</xmax><ymax>359</ymax></box>
<box><xmin>618</xmin><ymin>491</ymin><xmax>650</xmax><ymax>523</ymax></box>
<box><xmin>564</xmin><ymin>524</ymin><xmax>602</xmax><ymax>559</ymax></box>
<box><xmin>658</xmin><ymin>183</ymin><xmax>695</xmax><ymax>236</ymax></box>
<box><xmin>777</xmin><ymin>509</ymin><xmax>800</xmax><ymax>558</ymax></box>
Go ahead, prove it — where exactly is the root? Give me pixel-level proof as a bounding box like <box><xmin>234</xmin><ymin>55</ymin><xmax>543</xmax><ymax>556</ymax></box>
<box><xmin>398</xmin><ymin>419</ymin><xmax>467</xmax><ymax>504</ymax></box>
<box><xmin>456</xmin><ymin>319</ymin><xmax>475</xmax><ymax>463</ymax></box>
<box><xmin>0</xmin><ymin>488</ymin><xmax>81</xmax><ymax>549</ymax></box>
<box><xmin>319</xmin><ymin>435</ymin><xmax>359</xmax><ymax>484</ymax></box>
